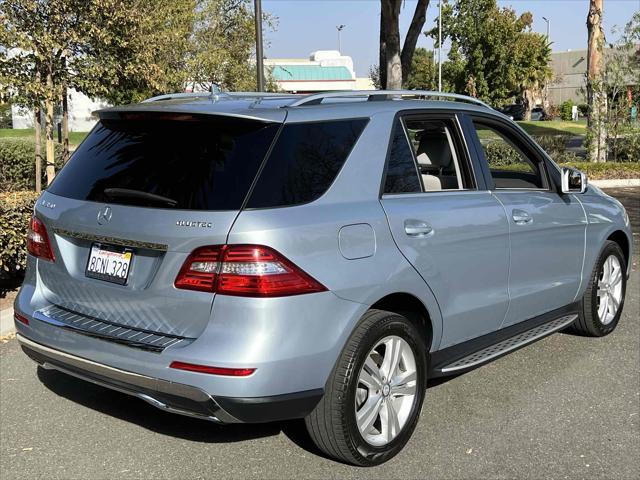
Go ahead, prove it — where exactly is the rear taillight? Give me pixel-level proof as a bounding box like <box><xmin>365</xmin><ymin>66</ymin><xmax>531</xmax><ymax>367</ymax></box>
<box><xmin>174</xmin><ymin>245</ymin><xmax>326</xmax><ymax>297</ymax></box>
<box><xmin>27</xmin><ymin>215</ymin><xmax>55</xmax><ymax>261</ymax></box>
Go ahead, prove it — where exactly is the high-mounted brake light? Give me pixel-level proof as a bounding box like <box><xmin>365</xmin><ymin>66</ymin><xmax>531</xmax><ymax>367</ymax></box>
<box><xmin>174</xmin><ymin>245</ymin><xmax>326</xmax><ymax>297</ymax></box>
<box><xmin>27</xmin><ymin>215</ymin><xmax>55</xmax><ymax>261</ymax></box>
<box><xmin>169</xmin><ymin>361</ymin><xmax>255</xmax><ymax>377</ymax></box>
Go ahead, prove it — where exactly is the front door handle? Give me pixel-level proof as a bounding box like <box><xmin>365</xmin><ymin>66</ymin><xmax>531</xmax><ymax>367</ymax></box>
<box><xmin>404</xmin><ymin>219</ymin><xmax>433</xmax><ymax>237</ymax></box>
<box><xmin>512</xmin><ymin>209</ymin><xmax>533</xmax><ymax>225</ymax></box>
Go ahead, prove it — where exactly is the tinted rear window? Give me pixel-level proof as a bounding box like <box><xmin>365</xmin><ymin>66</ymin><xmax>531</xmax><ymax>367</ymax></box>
<box><xmin>48</xmin><ymin>115</ymin><xmax>279</xmax><ymax>210</ymax></box>
<box><xmin>247</xmin><ymin>119</ymin><xmax>368</xmax><ymax>208</ymax></box>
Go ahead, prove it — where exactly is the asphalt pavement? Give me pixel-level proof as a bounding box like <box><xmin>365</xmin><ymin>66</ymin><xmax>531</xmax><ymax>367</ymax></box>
<box><xmin>1</xmin><ymin>189</ymin><xmax>638</xmax><ymax>479</ymax></box>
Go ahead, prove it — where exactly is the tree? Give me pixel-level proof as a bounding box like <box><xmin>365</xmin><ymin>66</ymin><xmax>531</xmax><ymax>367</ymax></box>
<box><xmin>513</xmin><ymin>32</ymin><xmax>552</xmax><ymax>120</ymax></box>
<box><xmin>379</xmin><ymin>0</ymin><xmax>430</xmax><ymax>89</ymax></box>
<box><xmin>1</xmin><ymin>0</ymin><xmax>196</xmax><ymax>184</ymax></box>
<box><xmin>587</xmin><ymin>0</ymin><xmax>607</xmax><ymax>163</ymax></box>
<box><xmin>435</xmin><ymin>0</ymin><xmax>550</xmax><ymax>111</ymax></box>
<box><xmin>586</xmin><ymin>11</ymin><xmax>640</xmax><ymax>162</ymax></box>
<box><xmin>184</xmin><ymin>0</ymin><xmax>277</xmax><ymax>92</ymax></box>
<box><xmin>405</xmin><ymin>48</ymin><xmax>437</xmax><ymax>90</ymax></box>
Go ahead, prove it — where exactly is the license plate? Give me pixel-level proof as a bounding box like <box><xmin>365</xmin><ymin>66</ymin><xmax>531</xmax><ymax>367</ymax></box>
<box><xmin>85</xmin><ymin>243</ymin><xmax>133</xmax><ymax>285</ymax></box>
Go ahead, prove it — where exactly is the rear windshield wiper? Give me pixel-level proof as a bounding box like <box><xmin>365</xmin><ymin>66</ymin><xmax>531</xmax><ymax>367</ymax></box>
<box><xmin>103</xmin><ymin>188</ymin><xmax>178</xmax><ymax>207</ymax></box>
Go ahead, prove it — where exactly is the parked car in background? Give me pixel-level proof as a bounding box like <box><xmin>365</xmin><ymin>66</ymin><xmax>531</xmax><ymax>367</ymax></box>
<box><xmin>14</xmin><ymin>90</ymin><xmax>632</xmax><ymax>466</ymax></box>
<box><xmin>530</xmin><ymin>106</ymin><xmax>548</xmax><ymax>121</ymax></box>
<box><xmin>499</xmin><ymin>103</ymin><xmax>525</xmax><ymax>120</ymax></box>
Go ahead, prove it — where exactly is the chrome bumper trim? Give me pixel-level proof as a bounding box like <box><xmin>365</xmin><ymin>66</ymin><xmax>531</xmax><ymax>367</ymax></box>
<box><xmin>33</xmin><ymin>305</ymin><xmax>193</xmax><ymax>353</ymax></box>
<box><xmin>17</xmin><ymin>334</ymin><xmax>240</xmax><ymax>424</ymax></box>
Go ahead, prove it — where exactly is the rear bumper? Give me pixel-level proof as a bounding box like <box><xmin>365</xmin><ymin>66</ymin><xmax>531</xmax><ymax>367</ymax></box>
<box><xmin>18</xmin><ymin>334</ymin><xmax>323</xmax><ymax>424</ymax></box>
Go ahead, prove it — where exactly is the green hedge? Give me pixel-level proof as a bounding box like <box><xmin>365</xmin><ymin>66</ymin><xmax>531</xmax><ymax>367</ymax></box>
<box><xmin>0</xmin><ymin>191</ymin><xmax>39</xmax><ymax>281</ymax></box>
<box><xmin>557</xmin><ymin>161</ymin><xmax>640</xmax><ymax>180</ymax></box>
<box><xmin>0</xmin><ymin>138</ymin><xmax>64</xmax><ymax>192</ymax></box>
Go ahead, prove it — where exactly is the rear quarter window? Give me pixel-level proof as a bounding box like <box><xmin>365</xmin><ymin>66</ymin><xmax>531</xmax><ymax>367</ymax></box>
<box><xmin>247</xmin><ymin>119</ymin><xmax>368</xmax><ymax>208</ymax></box>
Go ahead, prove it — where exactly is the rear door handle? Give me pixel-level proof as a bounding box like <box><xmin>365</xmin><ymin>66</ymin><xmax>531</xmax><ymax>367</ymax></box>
<box><xmin>404</xmin><ymin>219</ymin><xmax>433</xmax><ymax>237</ymax></box>
<box><xmin>512</xmin><ymin>209</ymin><xmax>533</xmax><ymax>225</ymax></box>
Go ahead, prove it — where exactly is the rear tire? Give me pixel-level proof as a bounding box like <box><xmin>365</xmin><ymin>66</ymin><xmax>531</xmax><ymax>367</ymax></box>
<box><xmin>573</xmin><ymin>240</ymin><xmax>627</xmax><ymax>337</ymax></box>
<box><xmin>305</xmin><ymin>309</ymin><xmax>427</xmax><ymax>466</ymax></box>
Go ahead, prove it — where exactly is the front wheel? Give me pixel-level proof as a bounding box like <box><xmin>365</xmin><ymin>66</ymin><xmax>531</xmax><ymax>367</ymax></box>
<box><xmin>305</xmin><ymin>309</ymin><xmax>427</xmax><ymax>466</ymax></box>
<box><xmin>573</xmin><ymin>240</ymin><xmax>627</xmax><ymax>336</ymax></box>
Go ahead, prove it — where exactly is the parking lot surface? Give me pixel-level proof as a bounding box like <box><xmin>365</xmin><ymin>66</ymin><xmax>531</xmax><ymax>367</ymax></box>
<box><xmin>1</xmin><ymin>189</ymin><xmax>638</xmax><ymax>479</ymax></box>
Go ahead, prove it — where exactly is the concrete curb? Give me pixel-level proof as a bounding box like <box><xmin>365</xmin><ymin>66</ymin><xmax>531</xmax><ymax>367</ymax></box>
<box><xmin>0</xmin><ymin>306</ymin><xmax>15</xmax><ymax>337</ymax></box>
<box><xmin>591</xmin><ymin>179</ymin><xmax>640</xmax><ymax>188</ymax></box>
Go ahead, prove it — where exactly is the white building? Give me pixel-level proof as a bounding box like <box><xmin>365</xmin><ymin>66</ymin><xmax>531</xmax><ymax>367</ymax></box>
<box><xmin>11</xmin><ymin>89</ymin><xmax>109</xmax><ymax>132</ymax></box>
<box><xmin>266</xmin><ymin>50</ymin><xmax>373</xmax><ymax>93</ymax></box>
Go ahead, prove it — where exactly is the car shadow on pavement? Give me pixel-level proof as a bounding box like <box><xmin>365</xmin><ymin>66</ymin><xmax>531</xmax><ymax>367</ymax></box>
<box><xmin>35</xmin><ymin>364</ymin><xmax>449</xmax><ymax>460</ymax></box>
<box><xmin>35</xmin><ymin>365</ymin><xmax>327</xmax><ymax>456</ymax></box>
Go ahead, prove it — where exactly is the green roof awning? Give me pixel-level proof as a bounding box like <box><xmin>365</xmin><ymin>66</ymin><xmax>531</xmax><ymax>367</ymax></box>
<box><xmin>271</xmin><ymin>65</ymin><xmax>353</xmax><ymax>81</ymax></box>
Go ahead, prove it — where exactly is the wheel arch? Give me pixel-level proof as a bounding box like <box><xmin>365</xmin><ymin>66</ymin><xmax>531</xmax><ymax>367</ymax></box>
<box><xmin>607</xmin><ymin>230</ymin><xmax>630</xmax><ymax>269</ymax></box>
<box><xmin>370</xmin><ymin>292</ymin><xmax>434</xmax><ymax>352</ymax></box>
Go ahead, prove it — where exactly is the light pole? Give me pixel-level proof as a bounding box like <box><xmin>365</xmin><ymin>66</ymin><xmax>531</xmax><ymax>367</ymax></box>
<box><xmin>438</xmin><ymin>0</ymin><xmax>442</xmax><ymax>92</ymax></box>
<box><xmin>254</xmin><ymin>0</ymin><xmax>265</xmax><ymax>92</ymax></box>
<box><xmin>336</xmin><ymin>25</ymin><xmax>346</xmax><ymax>53</ymax></box>
<box><xmin>542</xmin><ymin>16</ymin><xmax>551</xmax><ymax>107</ymax></box>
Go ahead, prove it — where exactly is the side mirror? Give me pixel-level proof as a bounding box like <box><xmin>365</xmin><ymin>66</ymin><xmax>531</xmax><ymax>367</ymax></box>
<box><xmin>561</xmin><ymin>167</ymin><xmax>588</xmax><ymax>194</ymax></box>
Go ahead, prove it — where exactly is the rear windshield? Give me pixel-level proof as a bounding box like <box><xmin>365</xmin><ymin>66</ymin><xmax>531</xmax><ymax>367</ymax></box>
<box><xmin>247</xmin><ymin>119</ymin><xmax>368</xmax><ymax>208</ymax></box>
<box><xmin>48</xmin><ymin>115</ymin><xmax>279</xmax><ymax>210</ymax></box>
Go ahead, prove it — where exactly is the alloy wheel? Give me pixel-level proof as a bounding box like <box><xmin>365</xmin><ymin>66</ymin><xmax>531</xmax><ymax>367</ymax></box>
<box><xmin>355</xmin><ymin>335</ymin><xmax>418</xmax><ymax>446</ymax></box>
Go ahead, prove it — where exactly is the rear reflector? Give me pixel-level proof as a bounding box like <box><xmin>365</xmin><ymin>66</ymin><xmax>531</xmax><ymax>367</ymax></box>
<box><xmin>169</xmin><ymin>361</ymin><xmax>255</xmax><ymax>377</ymax></box>
<box><xmin>174</xmin><ymin>245</ymin><xmax>326</xmax><ymax>297</ymax></box>
<box><xmin>27</xmin><ymin>215</ymin><xmax>55</xmax><ymax>262</ymax></box>
<box><xmin>14</xmin><ymin>312</ymin><xmax>29</xmax><ymax>325</ymax></box>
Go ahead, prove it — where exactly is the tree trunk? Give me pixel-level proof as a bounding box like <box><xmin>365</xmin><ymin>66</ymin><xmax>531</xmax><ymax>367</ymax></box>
<box><xmin>382</xmin><ymin>0</ymin><xmax>402</xmax><ymax>90</ymax></box>
<box><xmin>587</xmin><ymin>0</ymin><xmax>607</xmax><ymax>163</ymax></box>
<box><xmin>379</xmin><ymin>7</ymin><xmax>387</xmax><ymax>89</ymax></box>
<box><xmin>62</xmin><ymin>87</ymin><xmax>69</xmax><ymax>163</ymax></box>
<box><xmin>45</xmin><ymin>68</ymin><xmax>56</xmax><ymax>185</ymax></box>
<box><xmin>34</xmin><ymin>107</ymin><xmax>42</xmax><ymax>194</ymax></box>
<box><xmin>401</xmin><ymin>0</ymin><xmax>430</xmax><ymax>85</ymax></box>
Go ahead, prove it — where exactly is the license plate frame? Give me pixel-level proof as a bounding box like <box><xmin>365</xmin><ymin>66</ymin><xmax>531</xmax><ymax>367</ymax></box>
<box><xmin>85</xmin><ymin>243</ymin><xmax>133</xmax><ymax>285</ymax></box>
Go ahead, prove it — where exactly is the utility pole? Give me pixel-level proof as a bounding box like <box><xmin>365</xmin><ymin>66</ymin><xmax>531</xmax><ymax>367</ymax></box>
<box><xmin>254</xmin><ymin>0</ymin><xmax>265</xmax><ymax>92</ymax></box>
<box><xmin>438</xmin><ymin>0</ymin><xmax>442</xmax><ymax>92</ymax></box>
<box><xmin>336</xmin><ymin>25</ymin><xmax>346</xmax><ymax>53</ymax></box>
<box><xmin>542</xmin><ymin>17</ymin><xmax>551</xmax><ymax>108</ymax></box>
<box><xmin>542</xmin><ymin>16</ymin><xmax>550</xmax><ymax>41</ymax></box>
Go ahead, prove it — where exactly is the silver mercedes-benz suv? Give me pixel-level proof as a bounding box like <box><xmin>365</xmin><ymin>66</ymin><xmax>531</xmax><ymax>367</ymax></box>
<box><xmin>14</xmin><ymin>91</ymin><xmax>631</xmax><ymax>466</ymax></box>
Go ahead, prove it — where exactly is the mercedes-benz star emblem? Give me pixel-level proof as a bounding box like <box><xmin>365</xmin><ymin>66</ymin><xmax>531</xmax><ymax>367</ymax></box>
<box><xmin>97</xmin><ymin>206</ymin><xmax>112</xmax><ymax>225</ymax></box>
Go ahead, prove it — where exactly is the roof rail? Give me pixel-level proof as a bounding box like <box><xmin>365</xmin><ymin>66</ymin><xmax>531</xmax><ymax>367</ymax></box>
<box><xmin>142</xmin><ymin>91</ymin><xmax>299</xmax><ymax>103</ymax></box>
<box><xmin>286</xmin><ymin>90</ymin><xmax>492</xmax><ymax>109</ymax></box>
<box><xmin>141</xmin><ymin>92</ymin><xmax>212</xmax><ymax>103</ymax></box>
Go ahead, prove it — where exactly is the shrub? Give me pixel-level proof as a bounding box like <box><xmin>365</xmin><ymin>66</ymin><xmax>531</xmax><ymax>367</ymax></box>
<box><xmin>0</xmin><ymin>138</ymin><xmax>64</xmax><ymax>192</ymax></box>
<box><xmin>0</xmin><ymin>103</ymin><xmax>12</xmax><ymax>129</ymax></box>
<box><xmin>546</xmin><ymin>104</ymin><xmax>560</xmax><ymax>120</ymax></box>
<box><xmin>0</xmin><ymin>190</ymin><xmax>39</xmax><ymax>281</ymax></box>
<box><xmin>577</xmin><ymin>103</ymin><xmax>589</xmax><ymax>117</ymax></box>
<box><xmin>560</xmin><ymin>100</ymin><xmax>575</xmax><ymax>121</ymax></box>
<box><xmin>613</xmin><ymin>131</ymin><xmax>640</xmax><ymax>162</ymax></box>
<box><xmin>482</xmin><ymin>140</ymin><xmax>522</xmax><ymax>168</ymax></box>
<box><xmin>532</xmin><ymin>135</ymin><xmax>582</xmax><ymax>163</ymax></box>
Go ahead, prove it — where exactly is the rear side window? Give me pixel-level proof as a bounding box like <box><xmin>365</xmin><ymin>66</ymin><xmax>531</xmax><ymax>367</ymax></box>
<box><xmin>48</xmin><ymin>115</ymin><xmax>279</xmax><ymax>210</ymax></box>
<box><xmin>247</xmin><ymin>119</ymin><xmax>368</xmax><ymax>208</ymax></box>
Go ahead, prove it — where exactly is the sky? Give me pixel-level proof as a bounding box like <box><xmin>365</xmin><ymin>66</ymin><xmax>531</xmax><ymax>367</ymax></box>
<box><xmin>263</xmin><ymin>0</ymin><xmax>640</xmax><ymax>76</ymax></box>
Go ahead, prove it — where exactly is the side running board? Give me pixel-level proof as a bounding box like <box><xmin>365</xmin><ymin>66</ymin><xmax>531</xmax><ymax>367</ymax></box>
<box><xmin>436</xmin><ymin>314</ymin><xmax>578</xmax><ymax>374</ymax></box>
